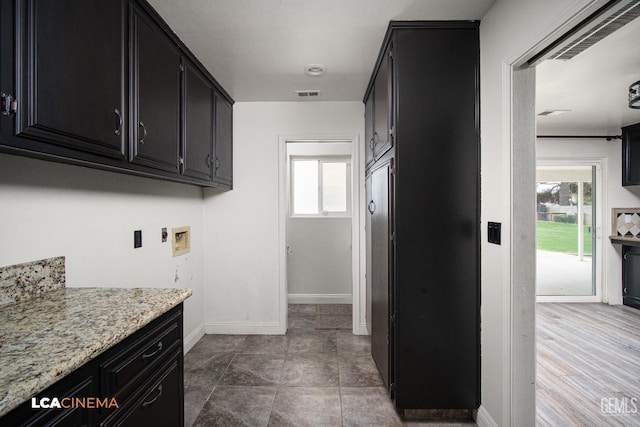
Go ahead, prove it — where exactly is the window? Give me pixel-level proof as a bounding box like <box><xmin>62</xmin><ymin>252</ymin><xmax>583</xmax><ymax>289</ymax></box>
<box><xmin>291</xmin><ymin>157</ymin><xmax>351</xmax><ymax>216</ymax></box>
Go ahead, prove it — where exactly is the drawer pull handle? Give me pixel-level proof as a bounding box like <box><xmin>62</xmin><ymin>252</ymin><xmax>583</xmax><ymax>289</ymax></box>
<box><xmin>141</xmin><ymin>341</ymin><xmax>163</xmax><ymax>360</ymax></box>
<box><xmin>142</xmin><ymin>385</ymin><xmax>163</xmax><ymax>409</ymax></box>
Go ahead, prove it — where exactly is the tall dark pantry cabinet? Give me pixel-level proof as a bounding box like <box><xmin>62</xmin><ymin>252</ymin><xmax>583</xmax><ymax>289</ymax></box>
<box><xmin>364</xmin><ymin>21</ymin><xmax>480</xmax><ymax>415</ymax></box>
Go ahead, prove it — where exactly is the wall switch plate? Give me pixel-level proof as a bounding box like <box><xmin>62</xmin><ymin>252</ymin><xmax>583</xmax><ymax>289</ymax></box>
<box><xmin>488</xmin><ymin>222</ymin><xmax>501</xmax><ymax>245</ymax></box>
<box><xmin>134</xmin><ymin>230</ymin><xmax>142</xmax><ymax>248</ymax></box>
<box><xmin>161</xmin><ymin>227</ymin><xmax>168</xmax><ymax>242</ymax></box>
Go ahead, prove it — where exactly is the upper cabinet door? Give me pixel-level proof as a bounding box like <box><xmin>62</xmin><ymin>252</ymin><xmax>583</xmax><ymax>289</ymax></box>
<box><xmin>373</xmin><ymin>44</ymin><xmax>393</xmax><ymax>160</ymax></box>
<box><xmin>213</xmin><ymin>92</ymin><xmax>233</xmax><ymax>188</ymax></box>
<box><xmin>623</xmin><ymin>123</ymin><xmax>640</xmax><ymax>186</ymax></box>
<box><xmin>364</xmin><ymin>91</ymin><xmax>375</xmax><ymax>168</ymax></box>
<box><xmin>16</xmin><ymin>0</ymin><xmax>125</xmax><ymax>159</ymax></box>
<box><xmin>130</xmin><ymin>5</ymin><xmax>181</xmax><ymax>173</ymax></box>
<box><xmin>182</xmin><ymin>61</ymin><xmax>214</xmax><ymax>181</ymax></box>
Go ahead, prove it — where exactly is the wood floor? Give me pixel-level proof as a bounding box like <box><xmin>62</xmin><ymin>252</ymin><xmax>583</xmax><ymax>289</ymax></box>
<box><xmin>537</xmin><ymin>303</ymin><xmax>640</xmax><ymax>426</ymax></box>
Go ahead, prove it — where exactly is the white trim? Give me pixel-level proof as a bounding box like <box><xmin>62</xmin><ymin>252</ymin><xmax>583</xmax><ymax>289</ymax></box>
<box><xmin>183</xmin><ymin>323</ymin><xmax>205</xmax><ymax>354</ymax></box>
<box><xmin>278</xmin><ymin>133</ymin><xmax>363</xmax><ymax>336</ymax></box>
<box><xmin>358</xmin><ymin>322</ymin><xmax>369</xmax><ymax>336</ymax></box>
<box><xmin>205</xmin><ymin>321</ymin><xmax>283</xmax><ymax>335</ymax></box>
<box><xmin>536</xmin><ymin>295</ymin><xmax>601</xmax><ymax>303</ymax></box>
<box><xmin>288</xmin><ymin>293</ymin><xmax>352</xmax><ymax>304</ymax></box>
<box><xmin>475</xmin><ymin>405</ymin><xmax>500</xmax><ymax>427</ymax></box>
<box><xmin>502</xmin><ymin>1</ymin><xmax>610</xmax><ymax>424</ymax></box>
<box><xmin>536</xmin><ymin>158</ymin><xmax>605</xmax><ymax>303</ymax></box>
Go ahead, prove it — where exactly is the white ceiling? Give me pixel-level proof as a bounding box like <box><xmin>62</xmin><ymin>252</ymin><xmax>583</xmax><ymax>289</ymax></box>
<box><xmin>536</xmin><ymin>15</ymin><xmax>640</xmax><ymax>134</ymax></box>
<box><xmin>147</xmin><ymin>0</ymin><xmax>496</xmax><ymax>102</ymax></box>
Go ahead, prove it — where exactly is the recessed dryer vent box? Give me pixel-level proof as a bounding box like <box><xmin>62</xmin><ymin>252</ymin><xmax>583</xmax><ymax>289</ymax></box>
<box><xmin>172</xmin><ymin>226</ymin><xmax>191</xmax><ymax>257</ymax></box>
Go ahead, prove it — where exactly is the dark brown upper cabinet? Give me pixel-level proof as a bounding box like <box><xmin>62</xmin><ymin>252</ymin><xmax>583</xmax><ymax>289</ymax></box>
<box><xmin>16</xmin><ymin>0</ymin><xmax>126</xmax><ymax>159</ymax></box>
<box><xmin>213</xmin><ymin>92</ymin><xmax>233</xmax><ymax>188</ymax></box>
<box><xmin>372</xmin><ymin>45</ymin><xmax>393</xmax><ymax>160</ymax></box>
<box><xmin>130</xmin><ymin>3</ymin><xmax>181</xmax><ymax>174</ymax></box>
<box><xmin>182</xmin><ymin>60</ymin><xmax>214</xmax><ymax>181</ymax></box>
<box><xmin>364</xmin><ymin>91</ymin><xmax>374</xmax><ymax>168</ymax></box>
<box><xmin>622</xmin><ymin>122</ymin><xmax>640</xmax><ymax>186</ymax></box>
<box><xmin>0</xmin><ymin>0</ymin><xmax>233</xmax><ymax>188</ymax></box>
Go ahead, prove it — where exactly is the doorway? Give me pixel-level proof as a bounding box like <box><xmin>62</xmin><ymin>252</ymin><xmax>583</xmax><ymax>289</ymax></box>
<box><xmin>278</xmin><ymin>136</ymin><xmax>364</xmax><ymax>335</ymax></box>
<box><xmin>535</xmin><ymin>162</ymin><xmax>603</xmax><ymax>302</ymax></box>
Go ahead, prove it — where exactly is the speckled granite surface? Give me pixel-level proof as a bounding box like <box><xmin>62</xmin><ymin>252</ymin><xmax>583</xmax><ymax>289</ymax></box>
<box><xmin>0</xmin><ymin>287</ymin><xmax>192</xmax><ymax>417</ymax></box>
<box><xmin>0</xmin><ymin>257</ymin><xmax>65</xmax><ymax>306</ymax></box>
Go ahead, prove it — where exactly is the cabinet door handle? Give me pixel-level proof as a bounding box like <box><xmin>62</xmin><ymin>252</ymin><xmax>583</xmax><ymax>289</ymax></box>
<box><xmin>142</xmin><ymin>385</ymin><xmax>163</xmax><ymax>409</ymax></box>
<box><xmin>141</xmin><ymin>341</ymin><xmax>163</xmax><ymax>360</ymax></box>
<box><xmin>369</xmin><ymin>138</ymin><xmax>375</xmax><ymax>151</ymax></box>
<box><xmin>624</xmin><ymin>287</ymin><xmax>628</xmax><ymax>294</ymax></box>
<box><xmin>368</xmin><ymin>200</ymin><xmax>376</xmax><ymax>214</ymax></box>
<box><xmin>215</xmin><ymin>156</ymin><xmax>221</xmax><ymax>170</ymax></box>
<box><xmin>206</xmin><ymin>154</ymin><xmax>212</xmax><ymax>167</ymax></box>
<box><xmin>139</xmin><ymin>121</ymin><xmax>147</xmax><ymax>144</ymax></box>
<box><xmin>114</xmin><ymin>109</ymin><xmax>123</xmax><ymax>136</ymax></box>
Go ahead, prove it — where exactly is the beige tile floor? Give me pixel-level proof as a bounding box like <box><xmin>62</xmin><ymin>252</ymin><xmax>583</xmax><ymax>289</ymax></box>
<box><xmin>184</xmin><ymin>304</ymin><xmax>477</xmax><ymax>426</ymax></box>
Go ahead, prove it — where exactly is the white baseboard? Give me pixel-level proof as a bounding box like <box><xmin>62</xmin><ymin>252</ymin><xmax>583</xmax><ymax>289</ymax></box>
<box><xmin>475</xmin><ymin>405</ymin><xmax>499</xmax><ymax>427</ymax></box>
<box><xmin>608</xmin><ymin>296</ymin><xmax>623</xmax><ymax>305</ymax></box>
<box><xmin>355</xmin><ymin>322</ymin><xmax>369</xmax><ymax>336</ymax></box>
<box><xmin>183</xmin><ymin>323</ymin><xmax>205</xmax><ymax>354</ymax></box>
<box><xmin>288</xmin><ymin>293</ymin><xmax>352</xmax><ymax>304</ymax></box>
<box><xmin>205</xmin><ymin>321</ymin><xmax>285</xmax><ymax>335</ymax></box>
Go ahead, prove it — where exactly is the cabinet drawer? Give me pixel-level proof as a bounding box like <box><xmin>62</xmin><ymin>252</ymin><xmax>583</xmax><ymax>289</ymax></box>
<box><xmin>101</xmin><ymin>310</ymin><xmax>181</xmax><ymax>400</ymax></box>
<box><xmin>101</xmin><ymin>349</ymin><xmax>183</xmax><ymax>427</ymax></box>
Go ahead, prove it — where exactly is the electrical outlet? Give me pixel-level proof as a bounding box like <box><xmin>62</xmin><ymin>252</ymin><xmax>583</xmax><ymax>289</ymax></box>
<box><xmin>488</xmin><ymin>222</ymin><xmax>501</xmax><ymax>245</ymax></box>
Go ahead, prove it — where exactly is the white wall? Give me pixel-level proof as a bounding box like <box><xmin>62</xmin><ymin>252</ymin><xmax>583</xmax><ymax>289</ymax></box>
<box><xmin>287</xmin><ymin>218</ymin><xmax>352</xmax><ymax>299</ymax></box>
<box><xmin>537</xmin><ymin>137</ymin><xmax>640</xmax><ymax>305</ymax></box>
<box><xmin>479</xmin><ymin>0</ymin><xmax>608</xmax><ymax>425</ymax></box>
<box><xmin>0</xmin><ymin>153</ymin><xmax>205</xmax><ymax>352</ymax></box>
<box><xmin>202</xmin><ymin>101</ymin><xmax>364</xmax><ymax>334</ymax></box>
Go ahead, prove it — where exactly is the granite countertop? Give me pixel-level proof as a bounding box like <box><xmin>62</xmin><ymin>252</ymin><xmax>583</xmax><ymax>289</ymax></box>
<box><xmin>0</xmin><ymin>287</ymin><xmax>191</xmax><ymax>417</ymax></box>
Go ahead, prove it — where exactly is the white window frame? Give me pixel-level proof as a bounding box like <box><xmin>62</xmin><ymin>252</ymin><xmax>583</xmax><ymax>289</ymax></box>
<box><xmin>289</xmin><ymin>156</ymin><xmax>352</xmax><ymax>218</ymax></box>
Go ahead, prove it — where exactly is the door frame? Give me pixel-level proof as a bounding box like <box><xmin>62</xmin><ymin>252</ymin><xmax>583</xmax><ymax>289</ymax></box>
<box><xmin>535</xmin><ymin>158</ymin><xmax>605</xmax><ymax>303</ymax></box>
<box><xmin>503</xmin><ymin>0</ymin><xmax>612</xmax><ymax>424</ymax></box>
<box><xmin>277</xmin><ymin>133</ymin><xmax>366</xmax><ymax>335</ymax></box>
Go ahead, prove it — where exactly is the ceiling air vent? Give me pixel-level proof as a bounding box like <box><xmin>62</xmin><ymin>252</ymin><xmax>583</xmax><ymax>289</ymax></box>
<box><xmin>529</xmin><ymin>0</ymin><xmax>640</xmax><ymax>64</ymax></box>
<box><xmin>295</xmin><ymin>90</ymin><xmax>321</xmax><ymax>98</ymax></box>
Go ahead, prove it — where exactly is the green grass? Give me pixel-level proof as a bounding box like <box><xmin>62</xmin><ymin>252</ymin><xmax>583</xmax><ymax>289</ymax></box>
<box><xmin>536</xmin><ymin>220</ymin><xmax>592</xmax><ymax>255</ymax></box>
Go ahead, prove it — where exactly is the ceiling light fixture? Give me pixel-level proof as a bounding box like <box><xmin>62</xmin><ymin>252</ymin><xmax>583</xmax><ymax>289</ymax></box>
<box><xmin>538</xmin><ymin>109</ymin><xmax>571</xmax><ymax>116</ymax></box>
<box><xmin>304</xmin><ymin>64</ymin><xmax>326</xmax><ymax>77</ymax></box>
<box><xmin>630</xmin><ymin>80</ymin><xmax>640</xmax><ymax>109</ymax></box>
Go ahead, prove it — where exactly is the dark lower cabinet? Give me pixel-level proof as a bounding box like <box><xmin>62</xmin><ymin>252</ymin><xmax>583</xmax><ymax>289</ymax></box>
<box><xmin>1</xmin><ymin>304</ymin><xmax>184</xmax><ymax>427</ymax></box>
<box><xmin>130</xmin><ymin>2</ymin><xmax>181</xmax><ymax>173</ymax></box>
<box><xmin>16</xmin><ymin>0</ymin><xmax>126</xmax><ymax>160</ymax></box>
<box><xmin>367</xmin><ymin>160</ymin><xmax>393</xmax><ymax>388</ymax></box>
<box><xmin>623</xmin><ymin>245</ymin><xmax>640</xmax><ymax>309</ymax></box>
<box><xmin>101</xmin><ymin>351</ymin><xmax>182</xmax><ymax>426</ymax></box>
<box><xmin>364</xmin><ymin>21</ymin><xmax>480</xmax><ymax>413</ymax></box>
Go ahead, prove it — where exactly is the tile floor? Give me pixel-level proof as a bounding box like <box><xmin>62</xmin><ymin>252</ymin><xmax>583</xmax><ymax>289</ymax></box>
<box><xmin>184</xmin><ymin>304</ymin><xmax>476</xmax><ymax>426</ymax></box>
